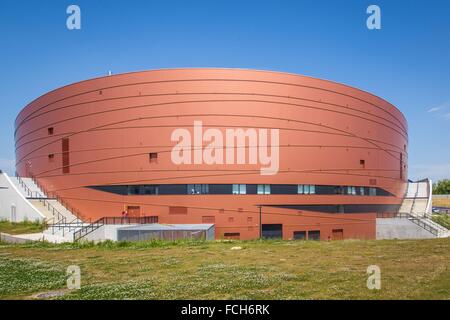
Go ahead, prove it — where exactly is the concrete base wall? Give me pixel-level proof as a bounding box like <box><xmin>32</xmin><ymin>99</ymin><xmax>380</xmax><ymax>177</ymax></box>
<box><xmin>83</xmin><ymin>224</ymin><xmax>140</xmax><ymax>242</ymax></box>
<box><xmin>0</xmin><ymin>232</ymin><xmax>32</xmax><ymax>244</ymax></box>
<box><xmin>376</xmin><ymin>218</ymin><xmax>436</xmax><ymax>239</ymax></box>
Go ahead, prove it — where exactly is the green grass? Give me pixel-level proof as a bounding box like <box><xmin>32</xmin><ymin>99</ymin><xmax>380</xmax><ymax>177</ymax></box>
<box><xmin>432</xmin><ymin>214</ymin><xmax>450</xmax><ymax>230</ymax></box>
<box><xmin>1</xmin><ymin>238</ymin><xmax>450</xmax><ymax>300</ymax></box>
<box><xmin>0</xmin><ymin>220</ymin><xmax>44</xmax><ymax>235</ymax></box>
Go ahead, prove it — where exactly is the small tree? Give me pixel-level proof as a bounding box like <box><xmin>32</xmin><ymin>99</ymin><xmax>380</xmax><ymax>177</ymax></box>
<box><xmin>433</xmin><ymin>179</ymin><xmax>450</xmax><ymax>195</ymax></box>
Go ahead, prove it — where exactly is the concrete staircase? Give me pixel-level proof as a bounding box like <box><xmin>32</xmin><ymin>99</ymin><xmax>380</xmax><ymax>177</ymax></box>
<box><xmin>398</xmin><ymin>179</ymin><xmax>450</xmax><ymax>238</ymax></box>
<box><xmin>11</xmin><ymin>176</ymin><xmax>85</xmax><ymax>241</ymax></box>
<box><xmin>10</xmin><ymin>176</ymin><xmax>47</xmax><ymax>199</ymax></box>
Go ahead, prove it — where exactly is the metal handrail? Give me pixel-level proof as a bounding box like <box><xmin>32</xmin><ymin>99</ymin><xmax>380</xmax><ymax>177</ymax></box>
<box><xmin>29</xmin><ymin>175</ymin><xmax>85</xmax><ymax>222</ymax></box>
<box><xmin>73</xmin><ymin>216</ymin><xmax>159</xmax><ymax>241</ymax></box>
<box><xmin>410</xmin><ymin>182</ymin><xmax>419</xmax><ymax>214</ymax></box>
<box><xmin>390</xmin><ymin>212</ymin><xmax>441</xmax><ymax>236</ymax></box>
<box><xmin>73</xmin><ymin>217</ymin><xmax>105</xmax><ymax>241</ymax></box>
<box><xmin>16</xmin><ymin>174</ymin><xmax>78</xmax><ymax>235</ymax></box>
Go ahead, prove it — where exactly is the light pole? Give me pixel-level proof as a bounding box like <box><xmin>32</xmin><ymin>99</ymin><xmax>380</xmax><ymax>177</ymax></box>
<box><xmin>258</xmin><ymin>205</ymin><xmax>263</xmax><ymax>240</ymax></box>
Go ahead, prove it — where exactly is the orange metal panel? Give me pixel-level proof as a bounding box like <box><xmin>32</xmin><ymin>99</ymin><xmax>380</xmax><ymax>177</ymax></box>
<box><xmin>14</xmin><ymin>69</ymin><xmax>408</xmax><ymax>240</ymax></box>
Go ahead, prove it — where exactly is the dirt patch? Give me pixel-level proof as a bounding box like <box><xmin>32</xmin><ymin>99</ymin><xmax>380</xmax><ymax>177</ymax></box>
<box><xmin>31</xmin><ymin>289</ymin><xmax>69</xmax><ymax>299</ymax></box>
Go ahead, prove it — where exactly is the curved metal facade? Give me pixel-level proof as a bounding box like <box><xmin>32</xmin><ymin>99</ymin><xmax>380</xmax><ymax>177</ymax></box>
<box><xmin>15</xmin><ymin>68</ymin><xmax>408</xmax><ymax>240</ymax></box>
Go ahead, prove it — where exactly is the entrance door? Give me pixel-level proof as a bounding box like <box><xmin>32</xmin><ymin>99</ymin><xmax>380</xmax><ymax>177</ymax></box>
<box><xmin>332</xmin><ymin>229</ymin><xmax>344</xmax><ymax>240</ymax></box>
<box><xmin>127</xmin><ymin>206</ymin><xmax>141</xmax><ymax>217</ymax></box>
<box><xmin>11</xmin><ymin>204</ymin><xmax>16</xmax><ymax>222</ymax></box>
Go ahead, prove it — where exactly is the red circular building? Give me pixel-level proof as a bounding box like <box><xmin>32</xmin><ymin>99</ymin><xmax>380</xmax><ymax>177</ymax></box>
<box><xmin>15</xmin><ymin>68</ymin><xmax>408</xmax><ymax>240</ymax></box>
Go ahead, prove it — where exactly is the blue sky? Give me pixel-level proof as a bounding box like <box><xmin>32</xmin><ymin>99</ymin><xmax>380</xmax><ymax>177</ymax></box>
<box><xmin>0</xmin><ymin>0</ymin><xmax>449</xmax><ymax>181</ymax></box>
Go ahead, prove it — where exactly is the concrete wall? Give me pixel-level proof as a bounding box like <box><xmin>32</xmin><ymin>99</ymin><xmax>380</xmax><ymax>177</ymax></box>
<box><xmin>0</xmin><ymin>232</ymin><xmax>32</xmax><ymax>243</ymax></box>
<box><xmin>0</xmin><ymin>172</ymin><xmax>44</xmax><ymax>222</ymax></box>
<box><xmin>376</xmin><ymin>218</ymin><xmax>436</xmax><ymax>239</ymax></box>
<box><xmin>83</xmin><ymin>224</ymin><xmax>140</xmax><ymax>242</ymax></box>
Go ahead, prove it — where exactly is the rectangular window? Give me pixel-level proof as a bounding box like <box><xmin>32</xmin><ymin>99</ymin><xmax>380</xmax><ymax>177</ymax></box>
<box><xmin>128</xmin><ymin>185</ymin><xmax>142</xmax><ymax>195</ymax></box>
<box><xmin>188</xmin><ymin>184</ymin><xmax>209</xmax><ymax>194</ymax></box>
<box><xmin>347</xmin><ymin>186</ymin><xmax>356</xmax><ymax>195</ymax></box>
<box><xmin>360</xmin><ymin>187</ymin><xmax>365</xmax><ymax>195</ymax></box>
<box><xmin>360</xmin><ymin>159</ymin><xmax>365</xmax><ymax>168</ymax></box>
<box><xmin>304</xmin><ymin>184</ymin><xmax>310</xmax><ymax>194</ymax></box>
<box><xmin>223</xmin><ymin>232</ymin><xmax>240</xmax><ymax>240</ymax></box>
<box><xmin>143</xmin><ymin>185</ymin><xmax>158</xmax><ymax>195</ymax></box>
<box><xmin>232</xmin><ymin>184</ymin><xmax>246</xmax><ymax>194</ymax></box>
<box><xmin>369</xmin><ymin>187</ymin><xmax>377</xmax><ymax>196</ymax></box>
<box><xmin>149</xmin><ymin>152</ymin><xmax>158</xmax><ymax>163</ymax></box>
<box><xmin>148</xmin><ymin>216</ymin><xmax>159</xmax><ymax>223</ymax></box>
<box><xmin>308</xmin><ymin>230</ymin><xmax>320</xmax><ymax>241</ymax></box>
<box><xmin>48</xmin><ymin>154</ymin><xmax>55</xmax><ymax>162</ymax></box>
<box><xmin>48</xmin><ymin>127</ymin><xmax>54</xmax><ymax>135</ymax></box>
<box><xmin>293</xmin><ymin>231</ymin><xmax>306</xmax><ymax>240</ymax></box>
<box><xmin>257</xmin><ymin>184</ymin><xmax>270</xmax><ymax>195</ymax></box>
<box><xmin>257</xmin><ymin>184</ymin><xmax>263</xmax><ymax>194</ymax></box>
<box><xmin>262</xmin><ymin>224</ymin><xmax>282</xmax><ymax>239</ymax></box>
<box><xmin>298</xmin><ymin>185</ymin><xmax>315</xmax><ymax>194</ymax></box>
<box><xmin>271</xmin><ymin>185</ymin><xmax>297</xmax><ymax>194</ymax></box>
<box><xmin>209</xmin><ymin>184</ymin><xmax>232</xmax><ymax>194</ymax></box>
<box><xmin>62</xmin><ymin>138</ymin><xmax>70</xmax><ymax>174</ymax></box>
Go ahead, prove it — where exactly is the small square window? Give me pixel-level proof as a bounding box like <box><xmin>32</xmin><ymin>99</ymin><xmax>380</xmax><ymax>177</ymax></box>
<box><xmin>149</xmin><ymin>152</ymin><xmax>158</xmax><ymax>163</ymax></box>
<box><xmin>48</xmin><ymin>154</ymin><xmax>55</xmax><ymax>162</ymax></box>
<box><xmin>360</xmin><ymin>159</ymin><xmax>365</xmax><ymax>168</ymax></box>
<box><xmin>48</xmin><ymin>127</ymin><xmax>54</xmax><ymax>135</ymax></box>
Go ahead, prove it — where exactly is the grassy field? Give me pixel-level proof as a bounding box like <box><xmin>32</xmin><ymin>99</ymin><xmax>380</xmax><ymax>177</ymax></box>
<box><xmin>433</xmin><ymin>196</ymin><xmax>450</xmax><ymax>207</ymax></box>
<box><xmin>0</xmin><ymin>220</ymin><xmax>44</xmax><ymax>235</ymax></box>
<box><xmin>432</xmin><ymin>215</ymin><xmax>450</xmax><ymax>230</ymax></box>
<box><xmin>1</xmin><ymin>238</ymin><xmax>450</xmax><ymax>300</ymax></box>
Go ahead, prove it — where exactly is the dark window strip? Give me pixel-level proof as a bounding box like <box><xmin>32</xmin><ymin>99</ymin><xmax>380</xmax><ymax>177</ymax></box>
<box><xmin>87</xmin><ymin>184</ymin><xmax>395</xmax><ymax>197</ymax></box>
<box><xmin>268</xmin><ymin>204</ymin><xmax>401</xmax><ymax>214</ymax></box>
